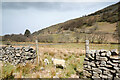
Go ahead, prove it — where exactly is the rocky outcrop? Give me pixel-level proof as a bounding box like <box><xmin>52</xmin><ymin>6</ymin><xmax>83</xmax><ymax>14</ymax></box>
<box><xmin>0</xmin><ymin>45</ymin><xmax>37</xmax><ymax>65</ymax></box>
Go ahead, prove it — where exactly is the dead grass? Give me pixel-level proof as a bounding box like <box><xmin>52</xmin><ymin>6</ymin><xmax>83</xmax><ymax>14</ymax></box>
<box><xmin>0</xmin><ymin>42</ymin><xmax>119</xmax><ymax>78</ymax></box>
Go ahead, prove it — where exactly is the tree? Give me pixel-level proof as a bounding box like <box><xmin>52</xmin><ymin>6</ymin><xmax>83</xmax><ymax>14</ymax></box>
<box><xmin>24</xmin><ymin>29</ymin><xmax>31</xmax><ymax>37</ymax></box>
<box><xmin>3</xmin><ymin>34</ymin><xmax>27</xmax><ymax>42</ymax></box>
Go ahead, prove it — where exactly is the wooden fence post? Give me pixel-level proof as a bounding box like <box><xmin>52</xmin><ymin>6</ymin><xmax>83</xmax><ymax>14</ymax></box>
<box><xmin>0</xmin><ymin>61</ymin><xmax>3</xmax><ymax>79</ymax></box>
<box><xmin>85</xmin><ymin>40</ymin><xmax>89</xmax><ymax>54</ymax></box>
<box><xmin>35</xmin><ymin>40</ymin><xmax>39</xmax><ymax>65</ymax></box>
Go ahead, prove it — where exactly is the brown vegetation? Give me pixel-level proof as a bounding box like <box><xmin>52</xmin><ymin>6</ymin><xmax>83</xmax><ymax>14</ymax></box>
<box><xmin>2</xmin><ymin>2</ymin><xmax>120</xmax><ymax>44</ymax></box>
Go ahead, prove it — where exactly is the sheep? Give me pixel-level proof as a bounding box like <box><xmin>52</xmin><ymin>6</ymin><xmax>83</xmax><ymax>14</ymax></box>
<box><xmin>44</xmin><ymin>58</ymin><xmax>49</xmax><ymax>65</ymax></box>
<box><xmin>52</xmin><ymin>58</ymin><xmax>66</xmax><ymax>69</ymax></box>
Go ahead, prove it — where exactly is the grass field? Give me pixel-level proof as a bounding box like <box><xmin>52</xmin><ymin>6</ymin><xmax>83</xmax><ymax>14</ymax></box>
<box><xmin>0</xmin><ymin>42</ymin><xmax>119</xmax><ymax>78</ymax></box>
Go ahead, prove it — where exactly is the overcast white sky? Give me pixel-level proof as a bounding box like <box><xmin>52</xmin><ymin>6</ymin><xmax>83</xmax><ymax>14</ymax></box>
<box><xmin>2</xmin><ymin>0</ymin><xmax>120</xmax><ymax>2</ymax></box>
<box><xmin>1</xmin><ymin>0</ymin><xmax>119</xmax><ymax>35</ymax></box>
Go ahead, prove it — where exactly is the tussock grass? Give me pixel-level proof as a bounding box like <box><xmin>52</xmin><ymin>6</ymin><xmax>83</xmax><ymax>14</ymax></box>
<box><xmin>1</xmin><ymin>42</ymin><xmax>118</xmax><ymax>78</ymax></box>
<box><xmin>2</xmin><ymin>63</ymin><xmax>15</xmax><ymax>79</ymax></box>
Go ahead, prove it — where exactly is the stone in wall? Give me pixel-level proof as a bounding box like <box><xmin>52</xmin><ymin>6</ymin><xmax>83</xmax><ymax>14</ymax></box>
<box><xmin>83</xmin><ymin>49</ymin><xmax>120</xmax><ymax>79</ymax></box>
<box><xmin>0</xmin><ymin>45</ymin><xmax>37</xmax><ymax>65</ymax></box>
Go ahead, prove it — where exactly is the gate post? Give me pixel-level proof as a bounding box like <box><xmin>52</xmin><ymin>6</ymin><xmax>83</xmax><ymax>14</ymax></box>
<box><xmin>85</xmin><ymin>40</ymin><xmax>89</xmax><ymax>54</ymax></box>
<box><xmin>35</xmin><ymin>40</ymin><xmax>39</xmax><ymax>65</ymax></box>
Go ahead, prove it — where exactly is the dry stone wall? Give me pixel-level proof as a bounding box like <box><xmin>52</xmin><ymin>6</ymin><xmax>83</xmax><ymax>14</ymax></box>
<box><xmin>83</xmin><ymin>49</ymin><xmax>120</xmax><ymax>79</ymax></box>
<box><xmin>0</xmin><ymin>46</ymin><xmax>37</xmax><ymax>65</ymax></box>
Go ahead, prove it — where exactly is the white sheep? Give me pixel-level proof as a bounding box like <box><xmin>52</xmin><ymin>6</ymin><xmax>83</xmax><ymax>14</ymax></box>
<box><xmin>52</xmin><ymin>58</ymin><xmax>66</xmax><ymax>68</ymax></box>
<box><xmin>44</xmin><ymin>58</ymin><xmax>49</xmax><ymax>65</ymax></box>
